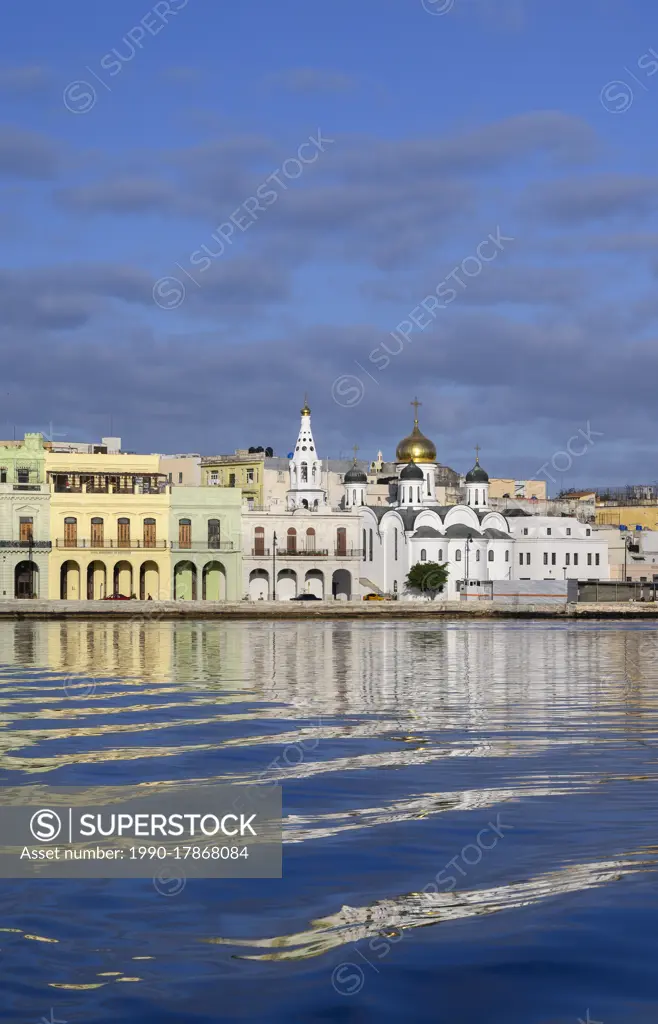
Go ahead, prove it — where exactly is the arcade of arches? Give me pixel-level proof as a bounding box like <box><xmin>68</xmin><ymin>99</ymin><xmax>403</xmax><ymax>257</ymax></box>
<box><xmin>58</xmin><ymin>558</ymin><xmax>228</xmax><ymax>600</ymax></box>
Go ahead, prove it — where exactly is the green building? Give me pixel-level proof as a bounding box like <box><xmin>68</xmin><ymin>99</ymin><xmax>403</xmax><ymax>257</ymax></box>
<box><xmin>0</xmin><ymin>433</ymin><xmax>50</xmax><ymax>598</ymax></box>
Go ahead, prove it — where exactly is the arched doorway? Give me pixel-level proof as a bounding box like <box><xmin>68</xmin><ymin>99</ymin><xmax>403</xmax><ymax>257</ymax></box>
<box><xmin>305</xmin><ymin>569</ymin><xmax>324</xmax><ymax>598</ymax></box>
<box><xmin>140</xmin><ymin>561</ymin><xmax>159</xmax><ymax>600</ymax></box>
<box><xmin>113</xmin><ymin>560</ymin><xmax>133</xmax><ymax>597</ymax></box>
<box><xmin>202</xmin><ymin>561</ymin><xmax>226</xmax><ymax>600</ymax></box>
<box><xmin>332</xmin><ymin>568</ymin><xmax>352</xmax><ymax>600</ymax></box>
<box><xmin>15</xmin><ymin>561</ymin><xmax>38</xmax><ymax>598</ymax></box>
<box><xmin>249</xmin><ymin>568</ymin><xmax>269</xmax><ymax>600</ymax></box>
<box><xmin>87</xmin><ymin>560</ymin><xmax>106</xmax><ymax>600</ymax></box>
<box><xmin>174</xmin><ymin>560</ymin><xmax>197</xmax><ymax>600</ymax></box>
<box><xmin>277</xmin><ymin>568</ymin><xmax>297</xmax><ymax>601</ymax></box>
<box><xmin>60</xmin><ymin>560</ymin><xmax>80</xmax><ymax>600</ymax></box>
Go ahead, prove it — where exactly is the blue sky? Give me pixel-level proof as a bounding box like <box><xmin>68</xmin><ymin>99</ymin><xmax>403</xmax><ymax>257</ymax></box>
<box><xmin>1</xmin><ymin>0</ymin><xmax>657</xmax><ymax>490</ymax></box>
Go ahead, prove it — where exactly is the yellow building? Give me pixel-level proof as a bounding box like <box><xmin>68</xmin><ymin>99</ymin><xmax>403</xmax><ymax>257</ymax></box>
<box><xmin>596</xmin><ymin>505</ymin><xmax>658</xmax><ymax>531</ymax></box>
<box><xmin>488</xmin><ymin>478</ymin><xmax>547</xmax><ymax>501</ymax></box>
<box><xmin>46</xmin><ymin>451</ymin><xmax>171</xmax><ymax>599</ymax></box>
<box><xmin>201</xmin><ymin>451</ymin><xmax>265</xmax><ymax>507</ymax></box>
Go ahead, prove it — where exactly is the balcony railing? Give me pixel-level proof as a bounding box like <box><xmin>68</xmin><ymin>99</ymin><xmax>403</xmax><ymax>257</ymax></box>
<box><xmin>334</xmin><ymin>548</ymin><xmax>363</xmax><ymax>557</ymax></box>
<box><xmin>54</xmin><ymin>539</ymin><xmax>237</xmax><ymax>551</ymax></box>
<box><xmin>170</xmin><ymin>541</ymin><xmax>235</xmax><ymax>552</ymax></box>
<box><xmin>55</xmin><ymin>539</ymin><xmax>168</xmax><ymax>549</ymax></box>
<box><xmin>251</xmin><ymin>547</ymin><xmax>271</xmax><ymax>556</ymax></box>
<box><xmin>276</xmin><ymin>547</ymin><xmax>329</xmax><ymax>557</ymax></box>
<box><xmin>0</xmin><ymin>540</ymin><xmax>51</xmax><ymax>549</ymax></box>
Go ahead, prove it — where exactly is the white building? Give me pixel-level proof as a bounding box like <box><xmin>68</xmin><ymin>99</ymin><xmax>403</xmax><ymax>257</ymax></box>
<box><xmin>358</xmin><ymin>406</ymin><xmax>609</xmax><ymax>600</ymax></box>
<box><xmin>242</xmin><ymin>402</ymin><xmax>362</xmax><ymax>600</ymax></box>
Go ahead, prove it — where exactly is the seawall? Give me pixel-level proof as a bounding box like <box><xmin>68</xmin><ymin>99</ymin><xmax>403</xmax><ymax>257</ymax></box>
<box><xmin>0</xmin><ymin>600</ymin><xmax>658</xmax><ymax>620</ymax></box>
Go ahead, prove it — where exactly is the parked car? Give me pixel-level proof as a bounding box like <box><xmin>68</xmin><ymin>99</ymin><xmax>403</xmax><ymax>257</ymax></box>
<box><xmin>103</xmin><ymin>594</ymin><xmax>131</xmax><ymax>600</ymax></box>
<box><xmin>363</xmin><ymin>593</ymin><xmax>385</xmax><ymax>601</ymax></box>
<box><xmin>291</xmin><ymin>594</ymin><xmax>321</xmax><ymax>601</ymax></box>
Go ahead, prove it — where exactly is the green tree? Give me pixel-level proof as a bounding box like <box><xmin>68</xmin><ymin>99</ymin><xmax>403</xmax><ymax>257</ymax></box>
<box><xmin>405</xmin><ymin>561</ymin><xmax>449</xmax><ymax>600</ymax></box>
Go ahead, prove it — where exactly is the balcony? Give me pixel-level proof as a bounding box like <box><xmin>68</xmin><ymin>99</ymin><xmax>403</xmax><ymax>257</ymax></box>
<box><xmin>170</xmin><ymin>541</ymin><xmax>236</xmax><ymax>552</ymax></box>
<box><xmin>251</xmin><ymin>547</ymin><xmax>271</xmax><ymax>556</ymax></box>
<box><xmin>55</xmin><ymin>539</ymin><xmax>168</xmax><ymax>549</ymax></box>
<box><xmin>0</xmin><ymin>540</ymin><xmax>51</xmax><ymax>549</ymax></box>
<box><xmin>334</xmin><ymin>548</ymin><xmax>363</xmax><ymax>557</ymax></box>
<box><xmin>276</xmin><ymin>547</ymin><xmax>329</xmax><ymax>557</ymax></box>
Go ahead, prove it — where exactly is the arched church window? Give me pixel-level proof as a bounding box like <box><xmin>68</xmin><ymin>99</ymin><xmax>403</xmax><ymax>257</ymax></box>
<box><xmin>369</xmin><ymin>529</ymin><xmax>373</xmax><ymax>562</ymax></box>
<box><xmin>301</xmin><ymin>462</ymin><xmax>308</xmax><ymax>483</ymax></box>
<box><xmin>455</xmin><ymin>549</ymin><xmax>462</xmax><ymax>561</ymax></box>
<box><xmin>505</xmin><ymin>550</ymin><xmax>509</xmax><ymax>562</ymax></box>
<box><xmin>312</xmin><ymin>465</ymin><xmax>316</xmax><ymax>481</ymax></box>
<box><xmin>438</xmin><ymin>549</ymin><xmax>443</xmax><ymax>560</ymax></box>
<box><xmin>362</xmin><ymin>529</ymin><xmax>366</xmax><ymax>559</ymax></box>
<box><xmin>475</xmin><ymin>489</ymin><xmax>479</xmax><ymax>505</ymax></box>
<box><xmin>420</xmin><ymin>549</ymin><xmax>427</xmax><ymax>561</ymax></box>
<box><xmin>476</xmin><ymin>549</ymin><xmax>480</xmax><ymax>562</ymax></box>
<box><xmin>488</xmin><ymin>550</ymin><xmax>494</xmax><ymax>562</ymax></box>
<box><xmin>393</xmin><ymin>528</ymin><xmax>398</xmax><ymax>561</ymax></box>
<box><xmin>417</xmin><ymin>487</ymin><xmax>421</xmax><ymax>503</ymax></box>
<box><xmin>353</xmin><ymin>490</ymin><xmax>356</xmax><ymax>504</ymax></box>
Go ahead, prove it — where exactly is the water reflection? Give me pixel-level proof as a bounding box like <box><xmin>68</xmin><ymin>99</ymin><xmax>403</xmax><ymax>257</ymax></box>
<box><xmin>2</xmin><ymin>619</ymin><xmax>658</xmax><ymax>1022</ymax></box>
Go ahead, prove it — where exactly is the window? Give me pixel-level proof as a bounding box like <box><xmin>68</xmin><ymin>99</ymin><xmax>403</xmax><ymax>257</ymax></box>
<box><xmin>91</xmin><ymin>517</ymin><xmax>103</xmax><ymax>546</ymax></box>
<box><xmin>394</xmin><ymin>528</ymin><xmax>398</xmax><ymax>561</ymax></box>
<box><xmin>306</xmin><ymin>527</ymin><xmax>316</xmax><ymax>552</ymax></box>
<box><xmin>476</xmin><ymin>549</ymin><xmax>480</xmax><ymax>562</ymax></box>
<box><xmin>595</xmin><ymin>553</ymin><xmax>600</xmax><ymax>566</ymax></box>
<box><xmin>247</xmin><ymin>498</ymin><xmax>254</xmax><ymax>510</ymax></box>
<box><xmin>566</xmin><ymin>528</ymin><xmax>571</xmax><ymax>536</ymax></box>
<box><xmin>17</xmin><ymin>468</ymin><xmax>29</xmax><ymax>484</ymax></box>
<box><xmin>488</xmin><ymin>550</ymin><xmax>494</xmax><ymax>562</ymax></box>
<box><xmin>586</xmin><ymin>528</ymin><xmax>591</xmax><ymax>536</ymax></box>
<box><xmin>369</xmin><ymin>529</ymin><xmax>373</xmax><ymax>562</ymax></box>
<box><xmin>144</xmin><ymin>518</ymin><xmax>156</xmax><ymax>548</ymax></box>
<box><xmin>208</xmin><ymin>519</ymin><xmax>221</xmax><ymax>549</ymax></box>
<box><xmin>526</xmin><ymin>552</ymin><xmax>531</xmax><ymax>565</ymax></box>
<box><xmin>64</xmin><ymin>517</ymin><xmax>77</xmax><ymax>547</ymax></box>
<box><xmin>565</xmin><ymin>553</ymin><xmax>570</xmax><ymax>565</ymax></box>
<box><xmin>362</xmin><ymin>529</ymin><xmax>366</xmax><ymax>561</ymax></box>
<box><xmin>210</xmin><ymin>471</ymin><xmax>219</xmax><ymax>485</ymax></box>
<box><xmin>178</xmin><ymin>471</ymin><xmax>183</xmax><ymax>484</ymax></box>
<box><xmin>168</xmin><ymin>473</ymin><xmax>172</xmax><ymax>483</ymax></box>
<box><xmin>587</xmin><ymin>553</ymin><xmax>592</xmax><ymax>565</ymax></box>
<box><xmin>254</xmin><ymin>526</ymin><xmax>265</xmax><ymax>556</ymax></box>
<box><xmin>19</xmin><ymin>516</ymin><xmax>33</xmax><ymax>543</ymax></box>
<box><xmin>456</xmin><ymin>550</ymin><xmax>462</xmax><ymax>561</ymax></box>
<box><xmin>475</xmin><ymin>489</ymin><xmax>479</xmax><ymax>505</ymax></box>
<box><xmin>505</xmin><ymin>550</ymin><xmax>509</xmax><ymax>562</ymax></box>
<box><xmin>574</xmin><ymin>553</ymin><xmax>578</xmax><ymax>566</ymax></box>
<box><xmin>287</xmin><ymin>527</ymin><xmax>297</xmax><ymax>554</ymax></box>
<box><xmin>301</xmin><ymin>462</ymin><xmax>308</xmax><ymax>483</ymax></box>
<box><xmin>0</xmin><ymin>468</ymin><xmax>5</xmax><ymax>482</ymax></box>
<box><xmin>438</xmin><ymin>549</ymin><xmax>443</xmax><ymax>560</ymax></box>
<box><xmin>229</xmin><ymin>473</ymin><xmax>236</xmax><ymax>487</ymax></box>
<box><xmin>337</xmin><ymin>527</ymin><xmax>347</xmax><ymax>555</ymax></box>
<box><xmin>519</xmin><ymin>553</ymin><xmax>523</xmax><ymax>565</ymax></box>
<box><xmin>118</xmin><ymin>517</ymin><xmax>130</xmax><ymax>548</ymax></box>
<box><xmin>543</xmin><ymin>552</ymin><xmax>548</xmax><ymax>565</ymax></box>
<box><xmin>547</xmin><ymin>528</ymin><xmax>552</xmax><ymax>536</ymax></box>
<box><xmin>523</xmin><ymin>527</ymin><xmax>528</xmax><ymax>535</ymax></box>
<box><xmin>552</xmin><ymin>552</ymin><xmax>556</xmax><ymax>565</ymax></box>
<box><xmin>178</xmin><ymin>518</ymin><xmax>191</xmax><ymax>549</ymax></box>
<box><xmin>420</xmin><ymin>549</ymin><xmax>427</xmax><ymax>561</ymax></box>
<box><xmin>247</xmin><ymin>469</ymin><xmax>254</xmax><ymax>483</ymax></box>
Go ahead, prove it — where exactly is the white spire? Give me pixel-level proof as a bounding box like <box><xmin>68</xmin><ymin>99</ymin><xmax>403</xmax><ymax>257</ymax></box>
<box><xmin>287</xmin><ymin>398</ymin><xmax>326</xmax><ymax>510</ymax></box>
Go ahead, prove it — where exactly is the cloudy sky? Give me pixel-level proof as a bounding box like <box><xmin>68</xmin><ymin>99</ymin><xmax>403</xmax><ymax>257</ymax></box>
<box><xmin>1</xmin><ymin>0</ymin><xmax>656</xmax><ymax>490</ymax></box>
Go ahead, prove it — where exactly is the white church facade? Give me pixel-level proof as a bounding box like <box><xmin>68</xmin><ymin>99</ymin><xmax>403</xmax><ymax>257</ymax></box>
<box><xmin>242</xmin><ymin>401</ymin><xmax>362</xmax><ymax>600</ymax></box>
<box><xmin>357</xmin><ymin>402</ymin><xmax>609</xmax><ymax>600</ymax></box>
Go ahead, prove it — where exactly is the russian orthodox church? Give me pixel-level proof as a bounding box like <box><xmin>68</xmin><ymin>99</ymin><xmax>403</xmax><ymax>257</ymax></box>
<box><xmin>355</xmin><ymin>399</ymin><xmax>608</xmax><ymax>600</ymax></box>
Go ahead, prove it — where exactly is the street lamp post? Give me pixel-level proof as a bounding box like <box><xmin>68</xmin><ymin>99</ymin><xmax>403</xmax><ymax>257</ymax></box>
<box><xmin>464</xmin><ymin>533</ymin><xmax>472</xmax><ymax>596</ymax></box>
<box><xmin>272</xmin><ymin>531</ymin><xmax>277</xmax><ymax>601</ymax></box>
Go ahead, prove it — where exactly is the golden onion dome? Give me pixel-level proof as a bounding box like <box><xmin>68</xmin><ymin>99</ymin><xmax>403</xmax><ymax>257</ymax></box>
<box><xmin>301</xmin><ymin>394</ymin><xmax>311</xmax><ymax>416</ymax></box>
<box><xmin>396</xmin><ymin>405</ymin><xmax>436</xmax><ymax>464</ymax></box>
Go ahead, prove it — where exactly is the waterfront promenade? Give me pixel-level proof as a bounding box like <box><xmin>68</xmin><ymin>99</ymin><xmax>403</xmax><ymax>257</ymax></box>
<box><xmin>1</xmin><ymin>599</ymin><xmax>658</xmax><ymax>619</ymax></box>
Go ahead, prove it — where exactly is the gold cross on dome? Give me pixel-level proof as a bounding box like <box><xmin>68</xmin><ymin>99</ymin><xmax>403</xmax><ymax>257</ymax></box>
<box><xmin>411</xmin><ymin>397</ymin><xmax>421</xmax><ymax>421</ymax></box>
<box><xmin>352</xmin><ymin>444</ymin><xmax>359</xmax><ymax>461</ymax></box>
<box><xmin>475</xmin><ymin>444</ymin><xmax>481</xmax><ymax>461</ymax></box>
